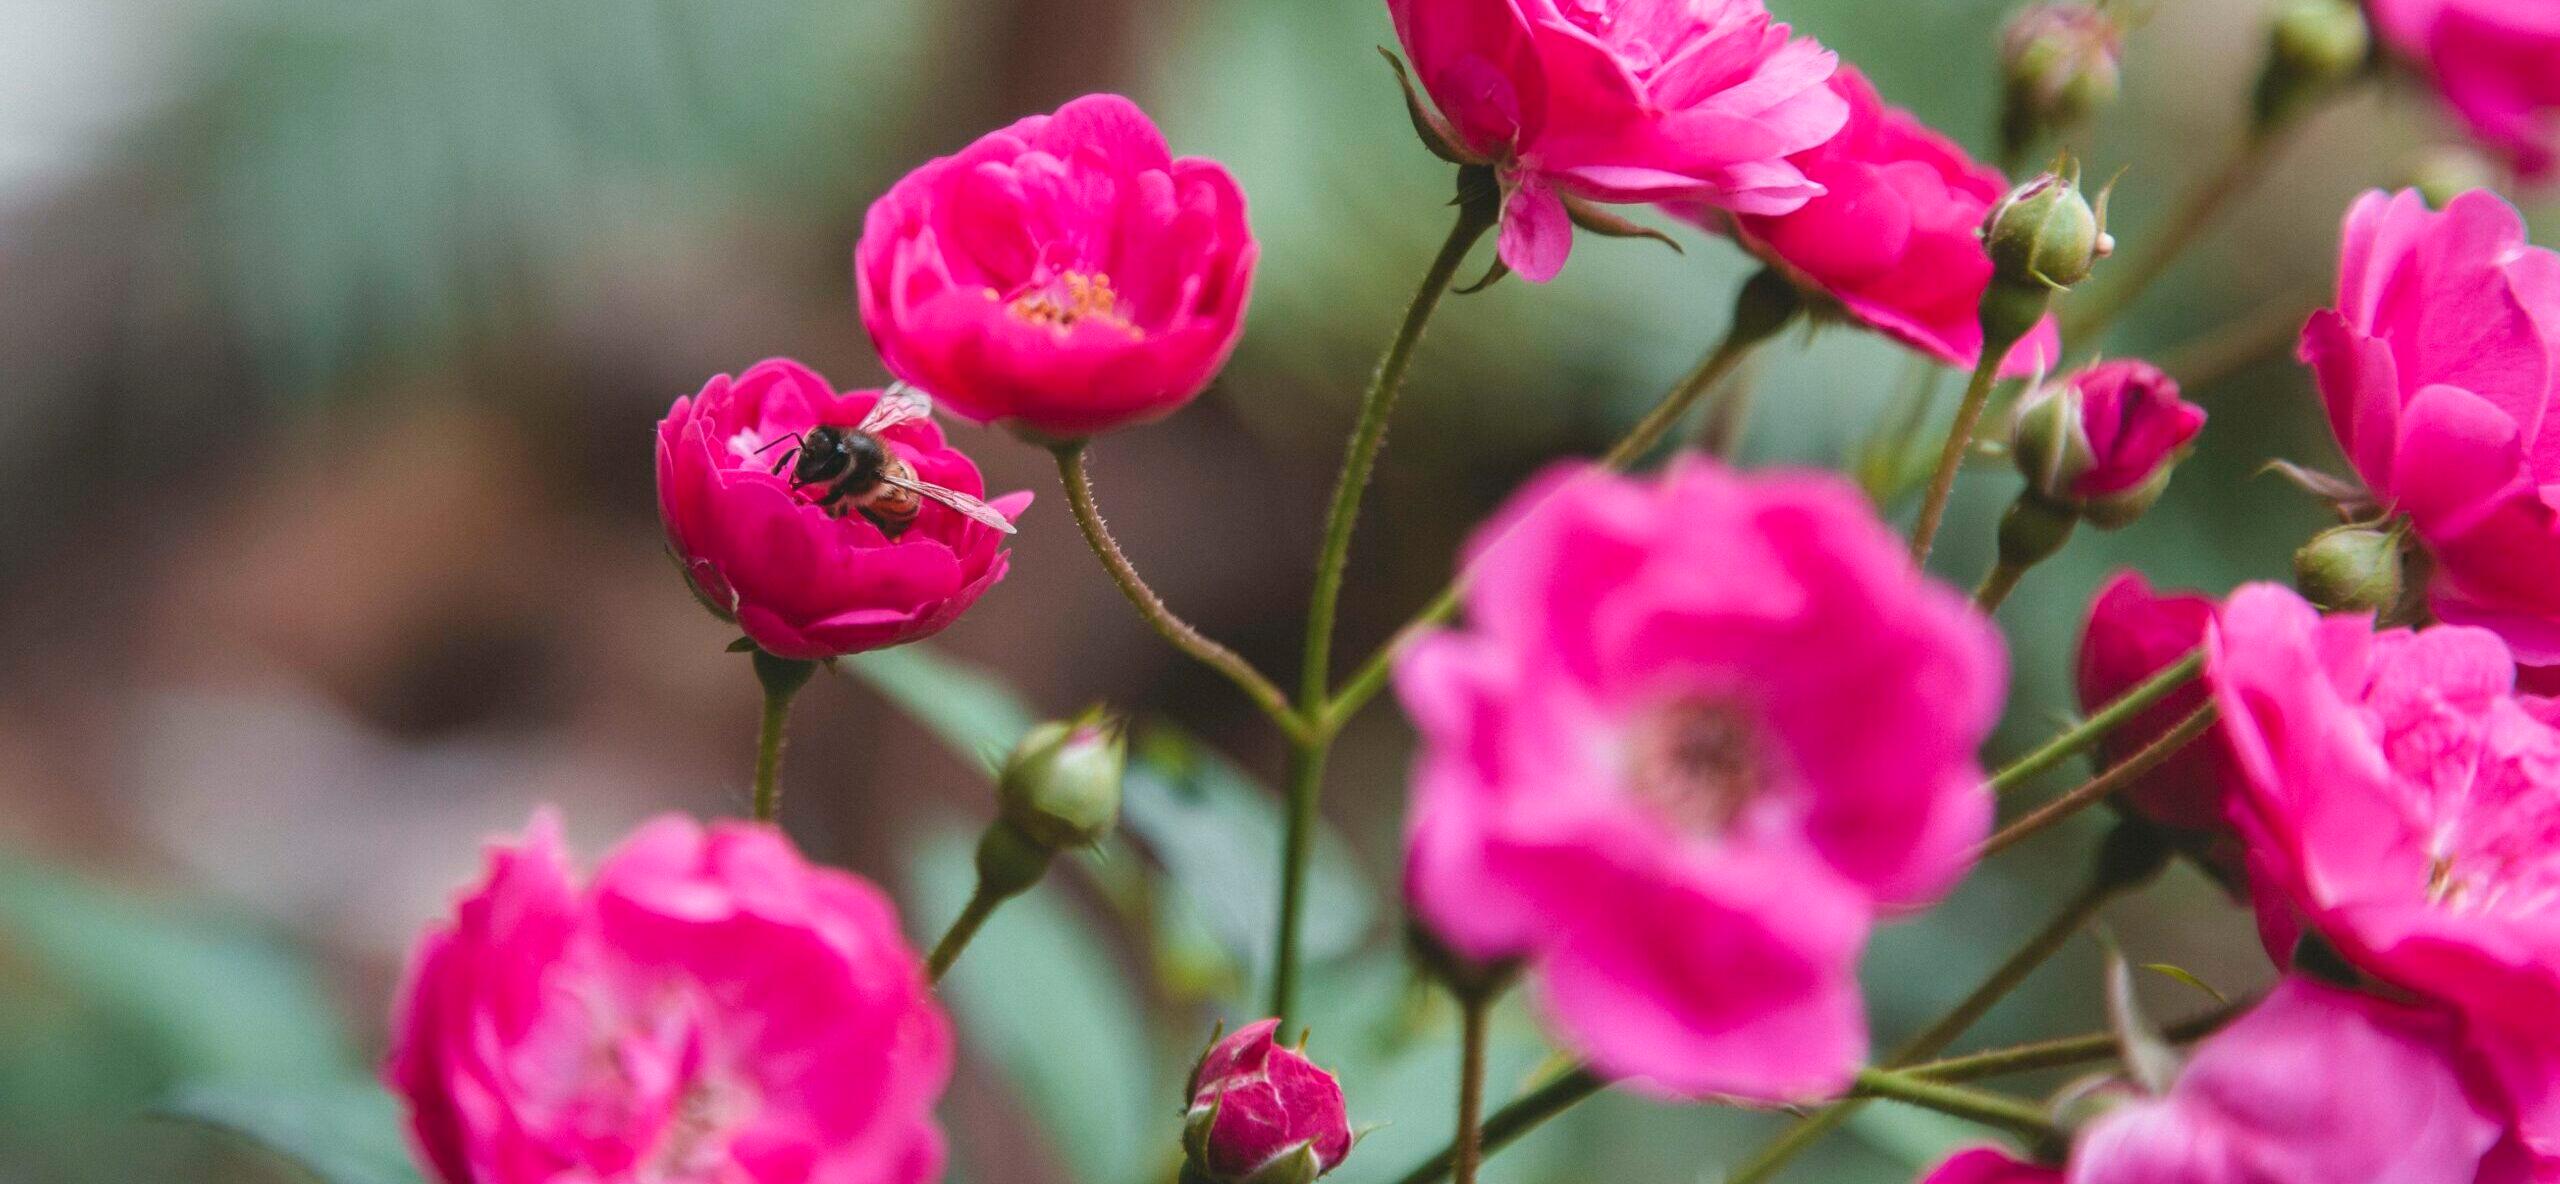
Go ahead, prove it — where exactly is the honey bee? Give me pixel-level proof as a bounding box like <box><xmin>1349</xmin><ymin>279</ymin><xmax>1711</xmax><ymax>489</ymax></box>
<box><xmin>759</xmin><ymin>387</ymin><xmax>1016</xmax><ymax>536</ymax></box>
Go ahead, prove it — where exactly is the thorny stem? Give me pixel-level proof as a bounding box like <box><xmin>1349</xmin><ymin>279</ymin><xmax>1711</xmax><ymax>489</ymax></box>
<box><xmin>1979</xmin><ymin>702</ymin><xmax>2221</xmax><ymax>859</ymax></box>
<box><xmin>1052</xmin><ymin>444</ymin><xmax>1306</xmax><ymax>743</ymax></box>
<box><xmin>1989</xmin><ymin>650</ymin><xmax>2204</xmax><ymax>794</ymax></box>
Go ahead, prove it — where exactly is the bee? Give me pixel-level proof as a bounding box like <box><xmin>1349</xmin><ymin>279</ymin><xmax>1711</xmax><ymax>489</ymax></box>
<box><xmin>758</xmin><ymin>387</ymin><xmax>1016</xmax><ymax>536</ymax></box>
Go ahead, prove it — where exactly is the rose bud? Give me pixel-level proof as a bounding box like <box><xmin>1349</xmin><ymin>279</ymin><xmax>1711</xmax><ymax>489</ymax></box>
<box><xmin>997</xmin><ymin>711</ymin><xmax>1125</xmax><ymax>853</ymax></box>
<box><xmin>2000</xmin><ymin>3</ymin><xmax>2125</xmax><ymax>160</ymax></box>
<box><xmin>855</xmin><ymin>94</ymin><xmax>1256</xmax><ymax>442</ymax></box>
<box><xmin>2010</xmin><ymin>361</ymin><xmax>2205</xmax><ymax>528</ymax></box>
<box><xmin>1985</xmin><ymin>171</ymin><xmax>2112</xmax><ymax>291</ymax></box>
<box><xmin>2253</xmin><ymin>0</ymin><xmax>2372</xmax><ymax>134</ymax></box>
<box><xmin>657</xmin><ymin>359</ymin><xmax>1029</xmax><ymax>660</ymax></box>
<box><xmin>2292</xmin><ymin>521</ymin><xmax>2408</xmax><ymax>615</ymax></box>
<box><xmin>1182</xmin><ymin>1020</ymin><xmax>1353</xmax><ymax>1184</ymax></box>
<box><xmin>1917</xmin><ymin>1148</ymin><xmax>2063</xmax><ymax>1184</ymax></box>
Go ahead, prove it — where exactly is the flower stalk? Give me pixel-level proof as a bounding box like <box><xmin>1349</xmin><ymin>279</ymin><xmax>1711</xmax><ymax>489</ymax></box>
<box><xmin>749</xmin><ymin>650</ymin><xmax>817</xmax><ymax>824</ymax></box>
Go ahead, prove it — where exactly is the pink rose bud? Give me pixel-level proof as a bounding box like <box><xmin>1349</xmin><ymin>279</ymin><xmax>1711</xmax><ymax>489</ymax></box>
<box><xmin>656</xmin><ymin>359</ymin><xmax>1029</xmax><ymax>660</ymax></box>
<box><xmin>2076</xmin><ymin>573</ymin><xmax>2240</xmax><ymax>847</ymax></box>
<box><xmin>2209</xmin><ymin>584</ymin><xmax>2560</xmax><ymax>1175</ymax></box>
<box><xmin>1916</xmin><ymin>1147</ymin><xmax>2063</xmax><ymax>1184</ymax></box>
<box><xmin>2300</xmin><ymin>190</ymin><xmax>2560</xmax><ymax>668</ymax></box>
<box><xmin>855</xmin><ymin>94</ymin><xmax>1256</xmax><ymax>442</ymax></box>
<box><xmin>2011</xmin><ymin>360</ymin><xmax>2205</xmax><ymax>528</ymax></box>
<box><xmin>1699</xmin><ymin>67</ymin><xmax>2061</xmax><ymax>375</ymax></box>
<box><xmin>1386</xmin><ymin>0</ymin><xmax>1850</xmax><ymax>283</ymax></box>
<box><xmin>1396</xmin><ymin>458</ymin><xmax>2004</xmax><ymax>1100</ymax></box>
<box><xmin>2000</xmin><ymin>3</ymin><xmax>2124</xmax><ymax>159</ymax></box>
<box><xmin>2370</xmin><ymin>0</ymin><xmax>2560</xmax><ymax>180</ymax></box>
<box><xmin>386</xmin><ymin>812</ymin><xmax>955</xmax><ymax>1184</ymax></box>
<box><xmin>1182</xmin><ymin>1020</ymin><xmax>1353</xmax><ymax>1184</ymax></box>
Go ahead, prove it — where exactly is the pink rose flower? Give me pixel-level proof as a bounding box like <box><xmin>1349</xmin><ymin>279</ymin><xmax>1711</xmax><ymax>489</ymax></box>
<box><xmin>1707</xmin><ymin>66</ymin><xmax>2061</xmax><ymax>373</ymax></box>
<box><xmin>2208</xmin><ymin>583</ymin><xmax>2560</xmax><ymax>1171</ymax></box>
<box><xmin>2300</xmin><ymin>189</ymin><xmax>2560</xmax><ymax>663</ymax></box>
<box><xmin>1386</xmin><ymin>0</ymin><xmax>1850</xmax><ymax>282</ymax></box>
<box><xmin>2054</xmin><ymin>361</ymin><xmax>2207</xmax><ymax>500</ymax></box>
<box><xmin>2070</xmin><ymin>977</ymin><xmax>2506</xmax><ymax>1184</ymax></box>
<box><xmin>1182</xmin><ymin>1019</ymin><xmax>1354</xmax><ymax>1184</ymax></box>
<box><xmin>855</xmin><ymin>94</ymin><xmax>1256</xmax><ymax>440</ymax></box>
<box><xmin>1395</xmin><ymin>457</ymin><xmax>2005</xmax><ymax>1099</ymax></box>
<box><xmin>2370</xmin><ymin>0</ymin><xmax>2560</xmax><ymax>181</ymax></box>
<box><xmin>2076</xmin><ymin>572</ymin><xmax>2233</xmax><ymax>836</ymax></box>
<box><xmin>386</xmin><ymin>812</ymin><xmax>954</xmax><ymax>1184</ymax></box>
<box><xmin>656</xmin><ymin>358</ymin><xmax>1029</xmax><ymax>659</ymax></box>
<box><xmin>1920</xmin><ymin>1148</ymin><xmax>2064</xmax><ymax>1184</ymax></box>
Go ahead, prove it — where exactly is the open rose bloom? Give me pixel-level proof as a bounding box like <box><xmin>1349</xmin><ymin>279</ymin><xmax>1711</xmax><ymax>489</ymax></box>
<box><xmin>1711</xmin><ymin>66</ymin><xmax>2059</xmax><ymax>373</ymax></box>
<box><xmin>656</xmin><ymin>358</ymin><xmax>1029</xmax><ymax>659</ymax></box>
<box><xmin>2209</xmin><ymin>584</ymin><xmax>2560</xmax><ymax>1172</ymax></box>
<box><xmin>2370</xmin><ymin>0</ymin><xmax>2560</xmax><ymax>182</ymax></box>
<box><xmin>2302</xmin><ymin>189</ymin><xmax>2560</xmax><ymax>663</ymax></box>
<box><xmin>387</xmin><ymin>813</ymin><xmax>955</xmax><ymax>1184</ymax></box>
<box><xmin>1396</xmin><ymin>458</ymin><xmax>2004</xmax><ymax>1098</ymax></box>
<box><xmin>856</xmin><ymin>94</ymin><xmax>1256</xmax><ymax>440</ymax></box>
<box><xmin>1387</xmin><ymin>0</ymin><xmax>1848</xmax><ymax>281</ymax></box>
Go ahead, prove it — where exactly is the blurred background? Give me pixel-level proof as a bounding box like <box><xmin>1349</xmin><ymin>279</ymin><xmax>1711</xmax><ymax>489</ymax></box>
<box><xmin>0</xmin><ymin>0</ymin><xmax>2542</xmax><ymax>1180</ymax></box>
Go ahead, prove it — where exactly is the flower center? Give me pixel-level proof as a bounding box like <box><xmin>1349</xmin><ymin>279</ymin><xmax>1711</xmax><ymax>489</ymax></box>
<box><xmin>1623</xmin><ymin>698</ymin><xmax>1767</xmax><ymax>837</ymax></box>
<box><xmin>1002</xmin><ymin>270</ymin><xmax>1139</xmax><ymax>336</ymax></box>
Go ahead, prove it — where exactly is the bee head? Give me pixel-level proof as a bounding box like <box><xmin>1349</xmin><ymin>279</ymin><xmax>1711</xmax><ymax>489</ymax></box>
<box><xmin>789</xmin><ymin>426</ymin><xmax>855</xmax><ymax>487</ymax></box>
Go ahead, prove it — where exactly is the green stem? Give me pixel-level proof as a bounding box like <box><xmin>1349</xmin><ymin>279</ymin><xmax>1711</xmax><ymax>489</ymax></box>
<box><xmin>925</xmin><ymin>887</ymin><xmax>1002</xmax><ymax>983</ymax></box>
<box><xmin>1386</xmin><ymin>1069</ymin><xmax>1608</xmax><ymax>1184</ymax></box>
<box><xmin>1600</xmin><ymin>331</ymin><xmax>1758</xmax><ymax>469</ymax></box>
<box><xmin>1053</xmin><ymin>444</ymin><xmax>1305</xmax><ymax>742</ymax></box>
<box><xmin>1909</xmin><ymin>352</ymin><xmax>2005</xmax><ymax>566</ymax></box>
<box><xmin>1973</xmin><ymin>562</ymin><xmax>2029</xmax><ymax>613</ymax></box>
<box><xmin>1908</xmin><ymin>999</ymin><xmax>2252</xmax><ymax>1084</ymax></box>
<box><xmin>1454</xmin><ymin>992</ymin><xmax>1492</xmax><ymax>1184</ymax></box>
<box><xmin>1272</xmin><ymin>182</ymin><xmax>1497</xmax><ymax>1025</ymax></box>
<box><xmin>1850</xmin><ymin>1070</ymin><xmax>2061</xmax><ymax>1144</ymax></box>
<box><xmin>1989</xmin><ymin>650</ymin><xmax>2204</xmax><ymax>794</ymax></box>
<box><xmin>1980</xmin><ymin>702</ymin><xmax>2220</xmax><ymax>859</ymax></box>
<box><xmin>1724</xmin><ymin>874</ymin><xmax>2131</xmax><ymax>1184</ymax></box>
<box><xmin>748</xmin><ymin>651</ymin><xmax>815</xmax><ymax>824</ymax></box>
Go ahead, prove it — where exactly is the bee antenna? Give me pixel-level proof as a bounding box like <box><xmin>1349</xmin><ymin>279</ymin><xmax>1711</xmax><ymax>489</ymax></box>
<box><xmin>751</xmin><ymin>433</ymin><xmax>801</xmax><ymax>457</ymax></box>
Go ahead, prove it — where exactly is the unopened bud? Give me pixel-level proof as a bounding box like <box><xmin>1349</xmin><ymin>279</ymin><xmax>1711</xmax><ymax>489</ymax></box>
<box><xmin>1985</xmin><ymin>172</ymin><xmax>2113</xmax><ymax>291</ymax></box>
<box><xmin>996</xmin><ymin>711</ymin><xmax>1126</xmax><ymax>851</ymax></box>
<box><xmin>2001</xmin><ymin>3</ymin><xmax>2124</xmax><ymax>160</ymax></box>
<box><xmin>2013</xmin><ymin>360</ymin><xmax>2203</xmax><ymax>530</ymax></box>
<box><xmin>2253</xmin><ymin>0</ymin><xmax>2370</xmax><ymax>135</ymax></box>
<box><xmin>2293</xmin><ymin>522</ymin><xmax>2406</xmax><ymax>614</ymax></box>
<box><xmin>2012</xmin><ymin>381</ymin><xmax>2098</xmax><ymax>499</ymax></box>
<box><xmin>1184</xmin><ymin>1021</ymin><xmax>1353</xmax><ymax>1184</ymax></box>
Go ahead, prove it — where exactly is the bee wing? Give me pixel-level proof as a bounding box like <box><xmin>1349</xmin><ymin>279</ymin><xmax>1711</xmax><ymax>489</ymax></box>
<box><xmin>878</xmin><ymin>473</ymin><xmax>1018</xmax><ymax>534</ymax></box>
<box><xmin>856</xmin><ymin>384</ymin><xmax>936</xmax><ymax>435</ymax></box>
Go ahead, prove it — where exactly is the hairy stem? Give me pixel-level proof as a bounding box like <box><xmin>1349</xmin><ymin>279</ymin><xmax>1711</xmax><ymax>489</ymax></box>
<box><xmin>1979</xmin><ymin>702</ymin><xmax>2220</xmax><ymax>859</ymax></box>
<box><xmin>1850</xmin><ymin>1070</ymin><xmax>2061</xmax><ymax>1144</ymax></box>
<box><xmin>1989</xmin><ymin>650</ymin><xmax>2204</xmax><ymax>794</ymax></box>
<box><xmin>1908</xmin><ymin>998</ymin><xmax>2252</xmax><ymax>1084</ymax></box>
<box><xmin>1909</xmin><ymin>353</ymin><xmax>2005</xmax><ymax>566</ymax></box>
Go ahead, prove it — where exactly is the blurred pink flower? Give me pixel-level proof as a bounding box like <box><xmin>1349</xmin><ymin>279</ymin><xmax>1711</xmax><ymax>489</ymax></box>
<box><xmin>1395</xmin><ymin>458</ymin><xmax>2004</xmax><ymax>1099</ymax></box>
<box><xmin>1182</xmin><ymin>1019</ymin><xmax>1353</xmax><ymax>1184</ymax></box>
<box><xmin>2076</xmin><ymin>572</ymin><xmax>2234</xmax><ymax>837</ymax></box>
<box><xmin>1386</xmin><ymin>0</ymin><xmax>1849</xmax><ymax>282</ymax></box>
<box><xmin>387</xmin><ymin>812</ymin><xmax>953</xmax><ymax>1184</ymax></box>
<box><xmin>1920</xmin><ymin>1148</ymin><xmax>2064</xmax><ymax>1184</ymax></box>
<box><xmin>855</xmin><ymin>94</ymin><xmax>1256</xmax><ymax>440</ymax></box>
<box><xmin>2370</xmin><ymin>0</ymin><xmax>2560</xmax><ymax>181</ymax></box>
<box><xmin>656</xmin><ymin>358</ymin><xmax>1028</xmax><ymax>659</ymax></box>
<box><xmin>2301</xmin><ymin>189</ymin><xmax>2560</xmax><ymax>663</ymax></box>
<box><xmin>2070</xmin><ymin>977</ymin><xmax>2506</xmax><ymax>1184</ymax></box>
<box><xmin>1704</xmin><ymin>66</ymin><xmax>2060</xmax><ymax>373</ymax></box>
<box><xmin>2208</xmin><ymin>583</ymin><xmax>2560</xmax><ymax>1172</ymax></box>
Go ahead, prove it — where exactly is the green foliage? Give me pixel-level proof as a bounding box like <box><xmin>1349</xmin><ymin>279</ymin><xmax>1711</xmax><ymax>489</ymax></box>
<box><xmin>161</xmin><ymin>1081</ymin><xmax>424</xmax><ymax>1184</ymax></box>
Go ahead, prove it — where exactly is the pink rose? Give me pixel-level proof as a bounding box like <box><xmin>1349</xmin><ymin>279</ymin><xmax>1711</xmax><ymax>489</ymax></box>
<box><xmin>1182</xmin><ymin>1020</ymin><xmax>1354</xmax><ymax>1184</ymax></box>
<box><xmin>1710</xmin><ymin>66</ymin><xmax>2061</xmax><ymax>373</ymax></box>
<box><xmin>1386</xmin><ymin>0</ymin><xmax>1850</xmax><ymax>282</ymax></box>
<box><xmin>2370</xmin><ymin>0</ymin><xmax>2560</xmax><ymax>181</ymax></box>
<box><xmin>2075</xmin><ymin>572</ymin><xmax>2233</xmax><ymax>837</ymax></box>
<box><xmin>855</xmin><ymin>94</ymin><xmax>1256</xmax><ymax>440</ymax></box>
<box><xmin>2300</xmin><ymin>189</ymin><xmax>2560</xmax><ymax>664</ymax></box>
<box><xmin>2056</xmin><ymin>361</ymin><xmax>2207</xmax><ymax>500</ymax></box>
<box><xmin>1395</xmin><ymin>458</ymin><xmax>2005</xmax><ymax>1099</ymax></box>
<box><xmin>2208</xmin><ymin>583</ymin><xmax>2560</xmax><ymax>1171</ymax></box>
<box><xmin>656</xmin><ymin>358</ymin><xmax>1029</xmax><ymax>659</ymax></box>
<box><xmin>2070</xmin><ymin>978</ymin><xmax>2507</xmax><ymax>1184</ymax></box>
<box><xmin>386</xmin><ymin>812</ymin><xmax>954</xmax><ymax>1184</ymax></box>
<box><xmin>1920</xmin><ymin>1148</ymin><xmax>2065</xmax><ymax>1184</ymax></box>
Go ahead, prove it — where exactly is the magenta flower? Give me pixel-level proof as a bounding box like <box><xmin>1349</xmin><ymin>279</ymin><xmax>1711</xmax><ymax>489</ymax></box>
<box><xmin>2370</xmin><ymin>0</ymin><xmax>2560</xmax><ymax>181</ymax></box>
<box><xmin>2301</xmin><ymin>189</ymin><xmax>2560</xmax><ymax>663</ymax></box>
<box><xmin>1182</xmin><ymin>1020</ymin><xmax>1353</xmax><ymax>1184</ymax></box>
<box><xmin>2076</xmin><ymin>572</ymin><xmax>2233</xmax><ymax>837</ymax></box>
<box><xmin>1386</xmin><ymin>0</ymin><xmax>1850</xmax><ymax>282</ymax></box>
<box><xmin>1395</xmin><ymin>458</ymin><xmax>2005</xmax><ymax>1099</ymax></box>
<box><xmin>1708</xmin><ymin>66</ymin><xmax>2060</xmax><ymax>373</ymax></box>
<box><xmin>386</xmin><ymin>812</ymin><xmax>954</xmax><ymax>1184</ymax></box>
<box><xmin>855</xmin><ymin>94</ymin><xmax>1257</xmax><ymax>440</ymax></box>
<box><xmin>2208</xmin><ymin>583</ymin><xmax>2560</xmax><ymax>1170</ymax></box>
<box><xmin>2071</xmin><ymin>978</ymin><xmax>2507</xmax><ymax>1184</ymax></box>
<box><xmin>2056</xmin><ymin>361</ymin><xmax>2207</xmax><ymax>500</ymax></box>
<box><xmin>656</xmin><ymin>358</ymin><xmax>1029</xmax><ymax>659</ymax></box>
<box><xmin>1918</xmin><ymin>1148</ymin><xmax>2063</xmax><ymax>1184</ymax></box>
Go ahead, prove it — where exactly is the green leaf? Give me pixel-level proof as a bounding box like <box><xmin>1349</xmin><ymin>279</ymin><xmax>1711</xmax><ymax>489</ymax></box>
<box><xmin>909</xmin><ymin>824</ymin><xmax>1158</xmax><ymax>1184</ymax></box>
<box><xmin>159</xmin><ymin>1080</ymin><xmax>424</xmax><ymax>1184</ymax></box>
<box><xmin>2139</xmin><ymin>962</ymin><xmax>2230</xmax><ymax>1005</ymax></box>
<box><xmin>837</xmin><ymin>645</ymin><xmax>1039</xmax><ymax>774</ymax></box>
